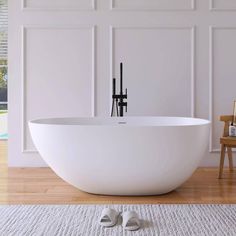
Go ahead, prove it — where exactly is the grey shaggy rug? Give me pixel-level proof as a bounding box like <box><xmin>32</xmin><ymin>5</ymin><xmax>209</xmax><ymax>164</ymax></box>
<box><xmin>0</xmin><ymin>205</ymin><xmax>236</xmax><ymax>236</ymax></box>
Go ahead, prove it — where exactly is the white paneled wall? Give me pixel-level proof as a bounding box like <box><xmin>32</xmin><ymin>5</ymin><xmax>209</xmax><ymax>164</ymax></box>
<box><xmin>111</xmin><ymin>0</ymin><xmax>195</xmax><ymax>10</ymax></box>
<box><xmin>210</xmin><ymin>27</ymin><xmax>236</xmax><ymax>152</ymax></box>
<box><xmin>210</xmin><ymin>0</ymin><xmax>236</xmax><ymax>10</ymax></box>
<box><xmin>8</xmin><ymin>0</ymin><xmax>236</xmax><ymax>166</ymax></box>
<box><xmin>111</xmin><ymin>27</ymin><xmax>194</xmax><ymax>116</ymax></box>
<box><xmin>22</xmin><ymin>26</ymin><xmax>95</xmax><ymax>153</ymax></box>
<box><xmin>22</xmin><ymin>0</ymin><xmax>95</xmax><ymax>10</ymax></box>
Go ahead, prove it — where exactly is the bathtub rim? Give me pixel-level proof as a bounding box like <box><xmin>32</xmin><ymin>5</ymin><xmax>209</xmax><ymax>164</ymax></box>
<box><xmin>28</xmin><ymin>116</ymin><xmax>211</xmax><ymax>128</ymax></box>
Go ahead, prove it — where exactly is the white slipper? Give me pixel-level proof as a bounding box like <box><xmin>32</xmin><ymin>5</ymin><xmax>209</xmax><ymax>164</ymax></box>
<box><xmin>122</xmin><ymin>211</ymin><xmax>141</xmax><ymax>231</ymax></box>
<box><xmin>99</xmin><ymin>208</ymin><xmax>119</xmax><ymax>227</ymax></box>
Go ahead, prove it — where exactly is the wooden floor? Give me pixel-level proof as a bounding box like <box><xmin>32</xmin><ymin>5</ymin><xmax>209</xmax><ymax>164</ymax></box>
<box><xmin>1</xmin><ymin>141</ymin><xmax>236</xmax><ymax>204</ymax></box>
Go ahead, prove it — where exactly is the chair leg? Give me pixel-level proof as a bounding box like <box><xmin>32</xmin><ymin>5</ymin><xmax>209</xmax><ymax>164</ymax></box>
<box><xmin>219</xmin><ymin>144</ymin><xmax>226</xmax><ymax>179</ymax></box>
<box><xmin>227</xmin><ymin>147</ymin><xmax>234</xmax><ymax>172</ymax></box>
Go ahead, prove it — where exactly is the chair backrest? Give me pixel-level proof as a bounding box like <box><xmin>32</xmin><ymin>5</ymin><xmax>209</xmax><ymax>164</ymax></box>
<box><xmin>219</xmin><ymin>115</ymin><xmax>234</xmax><ymax>137</ymax></box>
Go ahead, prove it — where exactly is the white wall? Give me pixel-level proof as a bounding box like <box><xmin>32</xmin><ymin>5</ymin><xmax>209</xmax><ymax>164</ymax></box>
<box><xmin>8</xmin><ymin>0</ymin><xmax>236</xmax><ymax>167</ymax></box>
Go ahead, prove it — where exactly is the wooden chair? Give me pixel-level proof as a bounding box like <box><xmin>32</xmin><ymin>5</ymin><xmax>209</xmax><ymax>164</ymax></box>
<box><xmin>219</xmin><ymin>115</ymin><xmax>236</xmax><ymax>178</ymax></box>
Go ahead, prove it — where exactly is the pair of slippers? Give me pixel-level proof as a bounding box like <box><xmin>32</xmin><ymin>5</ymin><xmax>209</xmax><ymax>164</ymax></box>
<box><xmin>99</xmin><ymin>208</ymin><xmax>140</xmax><ymax>231</ymax></box>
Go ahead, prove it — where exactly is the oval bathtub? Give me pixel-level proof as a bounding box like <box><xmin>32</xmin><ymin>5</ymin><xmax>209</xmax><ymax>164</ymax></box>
<box><xmin>29</xmin><ymin>117</ymin><xmax>210</xmax><ymax>196</ymax></box>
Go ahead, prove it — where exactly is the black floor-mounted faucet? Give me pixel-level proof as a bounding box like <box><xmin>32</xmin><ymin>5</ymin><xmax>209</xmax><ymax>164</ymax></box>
<box><xmin>111</xmin><ymin>63</ymin><xmax>128</xmax><ymax>117</ymax></box>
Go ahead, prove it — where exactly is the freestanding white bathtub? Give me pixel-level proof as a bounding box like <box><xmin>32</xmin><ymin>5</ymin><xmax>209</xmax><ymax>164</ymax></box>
<box><xmin>29</xmin><ymin>117</ymin><xmax>210</xmax><ymax>196</ymax></box>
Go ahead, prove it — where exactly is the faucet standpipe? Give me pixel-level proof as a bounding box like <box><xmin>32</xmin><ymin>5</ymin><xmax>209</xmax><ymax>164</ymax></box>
<box><xmin>111</xmin><ymin>63</ymin><xmax>128</xmax><ymax>117</ymax></box>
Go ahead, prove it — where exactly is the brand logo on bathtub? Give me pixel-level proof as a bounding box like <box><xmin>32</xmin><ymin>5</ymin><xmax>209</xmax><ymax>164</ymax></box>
<box><xmin>118</xmin><ymin>122</ymin><xmax>127</xmax><ymax>124</ymax></box>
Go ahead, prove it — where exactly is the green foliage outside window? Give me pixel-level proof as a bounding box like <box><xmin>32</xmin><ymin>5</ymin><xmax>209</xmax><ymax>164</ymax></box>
<box><xmin>0</xmin><ymin>30</ymin><xmax>7</xmax><ymax>89</ymax></box>
<box><xmin>0</xmin><ymin>66</ymin><xmax>7</xmax><ymax>89</ymax></box>
<box><xmin>0</xmin><ymin>0</ymin><xmax>7</xmax><ymax>111</ymax></box>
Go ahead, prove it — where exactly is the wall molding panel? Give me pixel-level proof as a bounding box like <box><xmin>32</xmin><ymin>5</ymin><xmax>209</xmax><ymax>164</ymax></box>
<box><xmin>21</xmin><ymin>0</ymin><xmax>96</xmax><ymax>11</ymax></box>
<box><xmin>110</xmin><ymin>26</ymin><xmax>195</xmax><ymax>117</ymax></box>
<box><xmin>209</xmin><ymin>26</ymin><xmax>236</xmax><ymax>152</ymax></box>
<box><xmin>21</xmin><ymin>25</ymin><xmax>96</xmax><ymax>153</ymax></box>
<box><xmin>210</xmin><ymin>0</ymin><xmax>236</xmax><ymax>11</ymax></box>
<box><xmin>110</xmin><ymin>0</ymin><xmax>195</xmax><ymax>11</ymax></box>
<box><xmin>209</xmin><ymin>26</ymin><xmax>215</xmax><ymax>152</ymax></box>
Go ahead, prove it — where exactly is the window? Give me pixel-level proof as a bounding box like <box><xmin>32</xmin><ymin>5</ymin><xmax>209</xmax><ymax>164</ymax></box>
<box><xmin>0</xmin><ymin>0</ymin><xmax>7</xmax><ymax>111</ymax></box>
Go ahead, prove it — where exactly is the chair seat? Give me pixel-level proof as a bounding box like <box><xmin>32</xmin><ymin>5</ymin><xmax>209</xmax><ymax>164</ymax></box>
<box><xmin>220</xmin><ymin>136</ymin><xmax>236</xmax><ymax>146</ymax></box>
